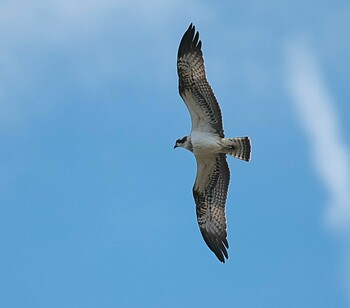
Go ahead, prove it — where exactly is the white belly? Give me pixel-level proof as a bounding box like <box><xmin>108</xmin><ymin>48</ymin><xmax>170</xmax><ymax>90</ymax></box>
<box><xmin>190</xmin><ymin>131</ymin><xmax>222</xmax><ymax>155</ymax></box>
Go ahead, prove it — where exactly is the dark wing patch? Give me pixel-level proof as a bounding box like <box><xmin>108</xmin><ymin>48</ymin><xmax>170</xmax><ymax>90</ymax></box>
<box><xmin>193</xmin><ymin>154</ymin><xmax>230</xmax><ymax>262</ymax></box>
<box><xmin>177</xmin><ymin>24</ymin><xmax>224</xmax><ymax>137</ymax></box>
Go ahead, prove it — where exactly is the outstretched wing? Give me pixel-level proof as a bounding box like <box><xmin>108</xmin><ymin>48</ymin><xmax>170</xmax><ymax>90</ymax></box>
<box><xmin>193</xmin><ymin>153</ymin><xmax>230</xmax><ymax>262</ymax></box>
<box><xmin>177</xmin><ymin>23</ymin><xmax>224</xmax><ymax>137</ymax></box>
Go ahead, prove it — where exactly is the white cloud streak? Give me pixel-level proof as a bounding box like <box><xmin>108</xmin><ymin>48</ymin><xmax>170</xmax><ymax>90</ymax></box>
<box><xmin>285</xmin><ymin>38</ymin><xmax>350</xmax><ymax>304</ymax></box>
<box><xmin>285</xmin><ymin>39</ymin><xmax>350</xmax><ymax>233</ymax></box>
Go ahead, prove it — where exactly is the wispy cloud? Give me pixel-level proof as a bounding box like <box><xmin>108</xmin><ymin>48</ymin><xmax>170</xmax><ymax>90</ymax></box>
<box><xmin>285</xmin><ymin>38</ymin><xmax>350</xmax><ymax>232</ymax></box>
<box><xmin>0</xmin><ymin>0</ymin><xmax>216</xmax><ymax>127</ymax></box>
<box><xmin>285</xmin><ymin>37</ymin><xmax>350</xmax><ymax>302</ymax></box>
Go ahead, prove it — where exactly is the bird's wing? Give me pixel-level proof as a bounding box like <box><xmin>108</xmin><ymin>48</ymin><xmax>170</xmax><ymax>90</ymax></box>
<box><xmin>193</xmin><ymin>153</ymin><xmax>230</xmax><ymax>262</ymax></box>
<box><xmin>177</xmin><ymin>24</ymin><xmax>224</xmax><ymax>137</ymax></box>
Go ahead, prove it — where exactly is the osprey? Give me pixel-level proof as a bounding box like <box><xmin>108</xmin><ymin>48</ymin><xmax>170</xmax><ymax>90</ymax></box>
<box><xmin>174</xmin><ymin>24</ymin><xmax>251</xmax><ymax>263</ymax></box>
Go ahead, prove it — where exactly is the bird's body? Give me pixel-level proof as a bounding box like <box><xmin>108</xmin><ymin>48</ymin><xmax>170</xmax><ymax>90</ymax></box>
<box><xmin>175</xmin><ymin>24</ymin><xmax>251</xmax><ymax>263</ymax></box>
<box><xmin>190</xmin><ymin>132</ymin><xmax>222</xmax><ymax>154</ymax></box>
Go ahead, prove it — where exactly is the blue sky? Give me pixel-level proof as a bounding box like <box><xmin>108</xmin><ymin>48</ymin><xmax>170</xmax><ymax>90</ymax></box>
<box><xmin>1</xmin><ymin>1</ymin><xmax>350</xmax><ymax>307</ymax></box>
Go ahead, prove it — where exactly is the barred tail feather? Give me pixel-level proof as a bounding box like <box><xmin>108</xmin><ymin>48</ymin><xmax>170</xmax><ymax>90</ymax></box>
<box><xmin>225</xmin><ymin>137</ymin><xmax>251</xmax><ymax>162</ymax></box>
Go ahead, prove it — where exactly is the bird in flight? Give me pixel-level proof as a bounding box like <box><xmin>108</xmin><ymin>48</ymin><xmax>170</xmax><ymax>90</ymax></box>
<box><xmin>174</xmin><ymin>24</ymin><xmax>252</xmax><ymax>263</ymax></box>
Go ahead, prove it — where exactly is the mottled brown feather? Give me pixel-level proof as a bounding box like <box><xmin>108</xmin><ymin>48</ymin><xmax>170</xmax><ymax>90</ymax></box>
<box><xmin>193</xmin><ymin>154</ymin><xmax>230</xmax><ymax>262</ymax></box>
<box><xmin>177</xmin><ymin>24</ymin><xmax>224</xmax><ymax>137</ymax></box>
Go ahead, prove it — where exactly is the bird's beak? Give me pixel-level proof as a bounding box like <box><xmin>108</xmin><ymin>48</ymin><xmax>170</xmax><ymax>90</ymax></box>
<box><xmin>174</xmin><ymin>144</ymin><xmax>178</xmax><ymax>149</ymax></box>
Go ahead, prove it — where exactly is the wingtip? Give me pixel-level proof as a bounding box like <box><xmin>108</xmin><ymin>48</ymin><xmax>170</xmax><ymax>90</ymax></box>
<box><xmin>178</xmin><ymin>23</ymin><xmax>202</xmax><ymax>59</ymax></box>
<box><xmin>199</xmin><ymin>227</ymin><xmax>229</xmax><ymax>263</ymax></box>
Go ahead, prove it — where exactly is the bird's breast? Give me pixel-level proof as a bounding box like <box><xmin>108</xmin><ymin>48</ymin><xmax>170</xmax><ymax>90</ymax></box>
<box><xmin>190</xmin><ymin>131</ymin><xmax>222</xmax><ymax>155</ymax></box>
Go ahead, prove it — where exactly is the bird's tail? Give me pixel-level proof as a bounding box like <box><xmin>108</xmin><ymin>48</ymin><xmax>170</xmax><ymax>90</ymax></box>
<box><xmin>223</xmin><ymin>137</ymin><xmax>251</xmax><ymax>162</ymax></box>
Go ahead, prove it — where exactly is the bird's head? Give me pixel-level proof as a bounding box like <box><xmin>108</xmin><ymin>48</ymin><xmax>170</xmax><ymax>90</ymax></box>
<box><xmin>174</xmin><ymin>136</ymin><xmax>192</xmax><ymax>151</ymax></box>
